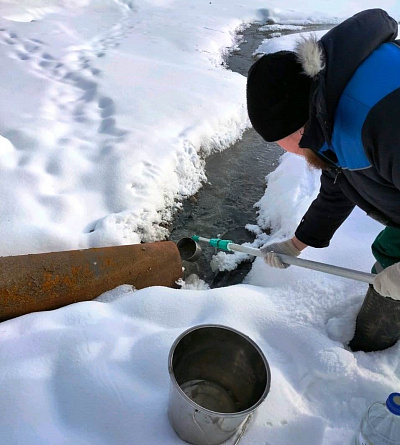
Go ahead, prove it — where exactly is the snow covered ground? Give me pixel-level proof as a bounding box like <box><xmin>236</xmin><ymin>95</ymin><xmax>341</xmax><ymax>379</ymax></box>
<box><xmin>1</xmin><ymin>1</ymin><xmax>400</xmax><ymax>444</ymax></box>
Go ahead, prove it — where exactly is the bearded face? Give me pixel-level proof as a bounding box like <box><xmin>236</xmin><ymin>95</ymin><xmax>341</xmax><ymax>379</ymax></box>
<box><xmin>302</xmin><ymin>148</ymin><xmax>331</xmax><ymax>170</ymax></box>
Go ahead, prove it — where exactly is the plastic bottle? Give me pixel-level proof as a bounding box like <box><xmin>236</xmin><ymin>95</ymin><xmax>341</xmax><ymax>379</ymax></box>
<box><xmin>355</xmin><ymin>393</ymin><xmax>400</xmax><ymax>444</ymax></box>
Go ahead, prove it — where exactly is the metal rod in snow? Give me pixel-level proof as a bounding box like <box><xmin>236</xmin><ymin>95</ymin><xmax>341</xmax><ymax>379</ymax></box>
<box><xmin>227</xmin><ymin>243</ymin><xmax>376</xmax><ymax>285</ymax></box>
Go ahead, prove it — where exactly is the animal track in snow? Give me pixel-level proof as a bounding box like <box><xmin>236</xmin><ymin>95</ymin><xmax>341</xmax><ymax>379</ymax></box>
<box><xmin>98</xmin><ymin>97</ymin><xmax>115</xmax><ymax>118</ymax></box>
<box><xmin>141</xmin><ymin>161</ymin><xmax>160</xmax><ymax>180</ymax></box>
<box><xmin>0</xmin><ymin>9</ymin><xmax>135</xmax><ymax>179</ymax></box>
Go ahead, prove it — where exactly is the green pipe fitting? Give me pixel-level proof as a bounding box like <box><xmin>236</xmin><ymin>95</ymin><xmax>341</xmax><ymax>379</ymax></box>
<box><xmin>192</xmin><ymin>236</ymin><xmax>233</xmax><ymax>252</ymax></box>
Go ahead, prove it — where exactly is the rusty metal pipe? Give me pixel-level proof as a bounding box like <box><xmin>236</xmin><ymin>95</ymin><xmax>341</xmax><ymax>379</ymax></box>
<box><xmin>0</xmin><ymin>241</ymin><xmax>183</xmax><ymax>322</ymax></box>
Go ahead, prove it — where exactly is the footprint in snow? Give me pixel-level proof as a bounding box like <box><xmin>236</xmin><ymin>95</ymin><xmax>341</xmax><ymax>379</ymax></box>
<box><xmin>98</xmin><ymin>97</ymin><xmax>115</xmax><ymax>118</ymax></box>
<box><xmin>311</xmin><ymin>347</ymin><xmax>356</xmax><ymax>380</ymax></box>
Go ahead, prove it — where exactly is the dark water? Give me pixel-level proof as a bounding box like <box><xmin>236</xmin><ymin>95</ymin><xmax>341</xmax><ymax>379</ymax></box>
<box><xmin>168</xmin><ymin>23</ymin><xmax>328</xmax><ymax>287</ymax></box>
<box><xmin>169</xmin><ymin>128</ymin><xmax>280</xmax><ymax>286</ymax></box>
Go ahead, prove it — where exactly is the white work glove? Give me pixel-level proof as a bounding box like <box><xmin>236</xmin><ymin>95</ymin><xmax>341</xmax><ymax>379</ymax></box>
<box><xmin>373</xmin><ymin>262</ymin><xmax>400</xmax><ymax>300</ymax></box>
<box><xmin>261</xmin><ymin>239</ymin><xmax>301</xmax><ymax>269</ymax></box>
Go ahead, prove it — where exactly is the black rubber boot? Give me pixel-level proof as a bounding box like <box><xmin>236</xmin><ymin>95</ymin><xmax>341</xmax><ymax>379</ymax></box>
<box><xmin>348</xmin><ymin>285</ymin><xmax>400</xmax><ymax>352</ymax></box>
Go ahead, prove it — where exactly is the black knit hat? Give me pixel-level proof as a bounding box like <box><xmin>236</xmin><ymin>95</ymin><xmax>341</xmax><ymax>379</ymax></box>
<box><xmin>246</xmin><ymin>51</ymin><xmax>312</xmax><ymax>142</ymax></box>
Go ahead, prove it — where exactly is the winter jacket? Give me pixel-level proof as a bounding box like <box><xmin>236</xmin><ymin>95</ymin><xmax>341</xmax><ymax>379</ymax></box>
<box><xmin>293</xmin><ymin>9</ymin><xmax>400</xmax><ymax>248</ymax></box>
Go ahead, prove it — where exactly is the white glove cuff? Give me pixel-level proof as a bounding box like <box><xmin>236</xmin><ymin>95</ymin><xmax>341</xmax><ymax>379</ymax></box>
<box><xmin>373</xmin><ymin>262</ymin><xmax>400</xmax><ymax>300</ymax></box>
<box><xmin>281</xmin><ymin>239</ymin><xmax>302</xmax><ymax>257</ymax></box>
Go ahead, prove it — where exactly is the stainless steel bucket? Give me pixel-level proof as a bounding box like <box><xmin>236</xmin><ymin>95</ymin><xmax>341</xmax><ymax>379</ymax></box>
<box><xmin>168</xmin><ymin>325</ymin><xmax>271</xmax><ymax>445</ymax></box>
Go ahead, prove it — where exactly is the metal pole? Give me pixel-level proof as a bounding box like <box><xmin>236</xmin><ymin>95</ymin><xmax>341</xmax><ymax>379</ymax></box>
<box><xmin>192</xmin><ymin>237</ymin><xmax>376</xmax><ymax>285</ymax></box>
<box><xmin>227</xmin><ymin>243</ymin><xmax>375</xmax><ymax>284</ymax></box>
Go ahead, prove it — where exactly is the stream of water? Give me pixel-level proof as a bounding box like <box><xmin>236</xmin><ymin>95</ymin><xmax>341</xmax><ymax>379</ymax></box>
<box><xmin>168</xmin><ymin>23</ymin><xmax>329</xmax><ymax>287</ymax></box>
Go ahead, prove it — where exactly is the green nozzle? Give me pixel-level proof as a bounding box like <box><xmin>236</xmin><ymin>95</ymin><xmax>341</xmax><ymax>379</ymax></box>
<box><xmin>192</xmin><ymin>235</ymin><xmax>233</xmax><ymax>252</ymax></box>
<box><xmin>209</xmin><ymin>238</ymin><xmax>233</xmax><ymax>251</ymax></box>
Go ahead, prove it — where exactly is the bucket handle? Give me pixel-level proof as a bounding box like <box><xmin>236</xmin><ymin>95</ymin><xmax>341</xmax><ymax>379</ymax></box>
<box><xmin>192</xmin><ymin>410</ymin><xmax>212</xmax><ymax>445</ymax></box>
<box><xmin>192</xmin><ymin>410</ymin><xmax>253</xmax><ymax>445</ymax></box>
<box><xmin>233</xmin><ymin>413</ymin><xmax>253</xmax><ymax>445</ymax></box>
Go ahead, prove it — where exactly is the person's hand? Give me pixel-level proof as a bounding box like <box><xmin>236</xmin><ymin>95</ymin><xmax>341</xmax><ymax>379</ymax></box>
<box><xmin>373</xmin><ymin>262</ymin><xmax>400</xmax><ymax>300</ymax></box>
<box><xmin>260</xmin><ymin>238</ymin><xmax>302</xmax><ymax>268</ymax></box>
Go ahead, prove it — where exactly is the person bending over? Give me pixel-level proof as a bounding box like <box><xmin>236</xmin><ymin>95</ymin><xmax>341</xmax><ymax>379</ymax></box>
<box><xmin>246</xmin><ymin>8</ymin><xmax>400</xmax><ymax>352</ymax></box>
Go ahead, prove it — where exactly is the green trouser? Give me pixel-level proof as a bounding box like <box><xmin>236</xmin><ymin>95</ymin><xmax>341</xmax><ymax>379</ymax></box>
<box><xmin>349</xmin><ymin>226</ymin><xmax>400</xmax><ymax>352</ymax></box>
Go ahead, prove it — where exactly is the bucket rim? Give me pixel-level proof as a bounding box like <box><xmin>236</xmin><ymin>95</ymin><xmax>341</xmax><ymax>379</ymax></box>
<box><xmin>168</xmin><ymin>323</ymin><xmax>271</xmax><ymax>417</ymax></box>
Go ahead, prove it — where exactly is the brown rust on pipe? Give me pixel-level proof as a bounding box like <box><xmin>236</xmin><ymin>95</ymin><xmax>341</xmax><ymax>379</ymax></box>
<box><xmin>0</xmin><ymin>241</ymin><xmax>183</xmax><ymax>322</ymax></box>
